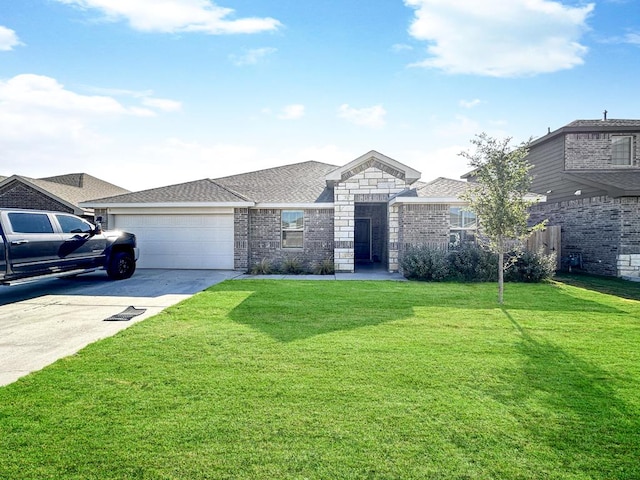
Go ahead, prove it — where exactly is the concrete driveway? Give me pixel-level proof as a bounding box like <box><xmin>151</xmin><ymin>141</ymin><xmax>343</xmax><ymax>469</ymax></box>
<box><xmin>0</xmin><ymin>269</ymin><xmax>240</xmax><ymax>387</ymax></box>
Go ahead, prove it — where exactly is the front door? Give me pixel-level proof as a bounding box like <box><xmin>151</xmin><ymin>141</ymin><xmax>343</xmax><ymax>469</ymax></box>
<box><xmin>354</xmin><ymin>218</ymin><xmax>371</xmax><ymax>262</ymax></box>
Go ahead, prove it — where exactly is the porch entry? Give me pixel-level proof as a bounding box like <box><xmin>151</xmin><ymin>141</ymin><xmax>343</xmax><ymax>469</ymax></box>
<box><xmin>354</xmin><ymin>218</ymin><xmax>371</xmax><ymax>262</ymax></box>
<box><xmin>354</xmin><ymin>203</ymin><xmax>388</xmax><ymax>269</ymax></box>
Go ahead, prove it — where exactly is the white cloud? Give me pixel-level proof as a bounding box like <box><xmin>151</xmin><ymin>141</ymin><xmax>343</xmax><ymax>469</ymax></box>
<box><xmin>277</xmin><ymin>104</ymin><xmax>305</xmax><ymax>120</ymax></box>
<box><xmin>141</xmin><ymin>97</ymin><xmax>183</xmax><ymax>112</ymax></box>
<box><xmin>338</xmin><ymin>104</ymin><xmax>387</xmax><ymax>129</ymax></box>
<box><xmin>55</xmin><ymin>0</ymin><xmax>281</xmax><ymax>34</ymax></box>
<box><xmin>0</xmin><ymin>74</ymin><xmax>178</xmax><ymax>176</ymax></box>
<box><xmin>229</xmin><ymin>47</ymin><xmax>277</xmax><ymax>66</ymax></box>
<box><xmin>402</xmin><ymin>145</ymin><xmax>471</xmax><ymax>181</ymax></box>
<box><xmin>391</xmin><ymin>43</ymin><xmax>413</xmax><ymax>52</ymax></box>
<box><xmin>459</xmin><ymin>98</ymin><xmax>482</xmax><ymax>109</ymax></box>
<box><xmin>0</xmin><ymin>26</ymin><xmax>22</xmax><ymax>51</ymax></box>
<box><xmin>405</xmin><ymin>0</ymin><xmax>594</xmax><ymax>77</ymax></box>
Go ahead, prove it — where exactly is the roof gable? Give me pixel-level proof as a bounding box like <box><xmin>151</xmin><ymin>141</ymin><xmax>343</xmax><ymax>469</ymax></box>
<box><xmin>325</xmin><ymin>150</ymin><xmax>421</xmax><ymax>186</ymax></box>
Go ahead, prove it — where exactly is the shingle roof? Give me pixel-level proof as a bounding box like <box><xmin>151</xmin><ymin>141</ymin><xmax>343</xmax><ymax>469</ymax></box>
<box><xmin>0</xmin><ymin>173</ymin><xmax>130</xmax><ymax>212</ymax></box>
<box><xmin>86</xmin><ymin>178</ymin><xmax>249</xmax><ymax>203</ymax></box>
<box><xmin>531</xmin><ymin>119</ymin><xmax>640</xmax><ymax>147</ymax></box>
<box><xmin>414</xmin><ymin>177</ymin><xmax>471</xmax><ymax>198</ymax></box>
<box><xmin>566</xmin><ymin>119</ymin><xmax>640</xmax><ymax>128</ymax></box>
<box><xmin>32</xmin><ymin>174</ymin><xmax>129</xmax><ymax>205</ymax></box>
<box><xmin>215</xmin><ymin>161</ymin><xmax>337</xmax><ymax>203</ymax></box>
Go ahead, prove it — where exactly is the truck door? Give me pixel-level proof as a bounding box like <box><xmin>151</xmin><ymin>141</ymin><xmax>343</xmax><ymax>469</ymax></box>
<box><xmin>3</xmin><ymin>211</ymin><xmax>63</xmax><ymax>275</ymax></box>
<box><xmin>54</xmin><ymin>213</ymin><xmax>107</xmax><ymax>268</ymax></box>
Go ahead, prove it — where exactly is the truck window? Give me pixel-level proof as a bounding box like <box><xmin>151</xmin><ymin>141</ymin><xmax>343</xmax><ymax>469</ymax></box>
<box><xmin>55</xmin><ymin>214</ymin><xmax>93</xmax><ymax>234</ymax></box>
<box><xmin>8</xmin><ymin>213</ymin><xmax>55</xmax><ymax>234</ymax></box>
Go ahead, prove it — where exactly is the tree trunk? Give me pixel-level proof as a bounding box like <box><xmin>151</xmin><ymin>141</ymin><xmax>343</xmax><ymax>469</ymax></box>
<box><xmin>498</xmin><ymin>240</ymin><xmax>504</xmax><ymax>304</ymax></box>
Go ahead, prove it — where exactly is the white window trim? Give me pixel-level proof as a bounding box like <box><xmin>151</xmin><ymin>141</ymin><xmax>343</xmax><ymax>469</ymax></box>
<box><xmin>281</xmin><ymin>210</ymin><xmax>304</xmax><ymax>249</ymax></box>
<box><xmin>611</xmin><ymin>135</ymin><xmax>634</xmax><ymax>167</ymax></box>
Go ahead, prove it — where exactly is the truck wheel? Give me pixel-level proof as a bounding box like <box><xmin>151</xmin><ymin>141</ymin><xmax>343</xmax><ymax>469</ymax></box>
<box><xmin>107</xmin><ymin>251</ymin><xmax>136</xmax><ymax>280</ymax></box>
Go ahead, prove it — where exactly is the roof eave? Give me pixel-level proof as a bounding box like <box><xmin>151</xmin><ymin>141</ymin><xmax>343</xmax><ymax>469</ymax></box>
<box><xmin>79</xmin><ymin>201</ymin><xmax>255</xmax><ymax>208</ymax></box>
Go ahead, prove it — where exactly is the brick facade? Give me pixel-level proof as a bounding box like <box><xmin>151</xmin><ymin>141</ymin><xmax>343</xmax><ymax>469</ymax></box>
<box><xmin>529</xmin><ymin>196</ymin><xmax>640</xmax><ymax>278</ymax></box>
<box><xmin>234</xmin><ymin>208</ymin><xmax>249</xmax><ymax>271</ymax></box>
<box><xmin>398</xmin><ymin>203</ymin><xmax>450</xmax><ymax>252</ymax></box>
<box><xmin>565</xmin><ymin>133</ymin><xmax>639</xmax><ymax>169</ymax></box>
<box><xmin>246</xmin><ymin>208</ymin><xmax>333</xmax><ymax>271</ymax></box>
<box><xmin>0</xmin><ymin>181</ymin><xmax>74</xmax><ymax>213</ymax></box>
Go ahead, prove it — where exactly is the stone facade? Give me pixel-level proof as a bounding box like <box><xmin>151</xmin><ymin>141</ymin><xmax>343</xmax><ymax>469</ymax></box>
<box><xmin>246</xmin><ymin>208</ymin><xmax>333</xmax><ymax>272</ymax></box>
<box><xmin>333</xmin><ymin>168</ymin><xmax>409</xmax><ymax>272</ymax></box>
<box><xmin>529</xmin><ymin>196</ymin><xmax>640</xmax><ymax>278</ymax></box>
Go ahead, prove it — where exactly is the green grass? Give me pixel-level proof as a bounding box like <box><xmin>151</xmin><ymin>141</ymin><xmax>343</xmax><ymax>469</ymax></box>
<box><xmin>1</xmin><ymin>279</ymin><xmax>639</xmax><ymax>479</ymax></box>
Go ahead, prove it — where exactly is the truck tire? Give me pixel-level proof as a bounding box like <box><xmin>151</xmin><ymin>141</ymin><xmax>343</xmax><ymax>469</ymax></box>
<box><xmin>107</xmin><ymin>251</ymin><xmax>136</xmax><ymax>280</ymax></box>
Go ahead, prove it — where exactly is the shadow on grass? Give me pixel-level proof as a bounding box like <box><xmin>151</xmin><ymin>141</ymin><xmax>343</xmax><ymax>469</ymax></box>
<box><xmin>492</xmin><ymin>309</ymin><xmax>640</xmax><ymax>477</ymax></box>
<box><xmin>554</xmin><ymin>273</ymin><xmax>640</xmax><ymax>302</ymax></box>
<box><xmin>215</xmin><ymin>280</ymin><xmax>626</xmax><ymax>343</ymax></box>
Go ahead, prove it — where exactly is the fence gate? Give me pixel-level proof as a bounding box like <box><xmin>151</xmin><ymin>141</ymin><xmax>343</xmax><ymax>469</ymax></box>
<box><xmin>526</xmin><ymin>226</ymin><xmax>561</xmax><ymax>270</ymax></box>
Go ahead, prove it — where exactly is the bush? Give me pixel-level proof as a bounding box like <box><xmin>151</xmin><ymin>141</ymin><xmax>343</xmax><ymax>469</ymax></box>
<box><xmin>250</xmin><ymin>258</ymin><xmax>273</xmax><ymax>275</ymax></box>
<box><xmin>313</xmin><ymin>258</ymin><xmax>335</xmax><ymax>275</ymax></box>
<box><xmin>504</xmin><ymin>250</ymin><xmax>556</xmax><ymax>282</ymax></box>
<box><xmin>281</xmin><ymin>257</ymin><xmax>307</xmax><ymax>275</ymax></box>
<box><xmin>400</xmin><ymin>246</ymin><xmax>449</xmax><ymax>281</ymax></box>
<box><xmin>401</xmin><ymin>245</ymin><xmax>555</xmax><ymax>283</ymax></box>
<box><xmin>447</xmin><ymin>245</ymin><xmax>498</xmax><ymax>282</ymax></box>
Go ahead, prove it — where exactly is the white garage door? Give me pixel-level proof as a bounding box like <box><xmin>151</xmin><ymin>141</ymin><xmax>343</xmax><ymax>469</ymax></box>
<box><xmin>114</xmin><ymin>214</ymin><xmax>235</xmax><ymax>269</ymax></box>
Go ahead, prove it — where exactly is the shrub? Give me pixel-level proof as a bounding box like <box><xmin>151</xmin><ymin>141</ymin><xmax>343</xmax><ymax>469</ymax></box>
<box><xmin>504</xmin><ymin>250</ymin><xmax>556</xmax><ymax>282</ymax></box>
<box><xmin>401</xmin><ymin>245</ymin><xmax>554</xmax><ymax>283</ymax></box>
<box><xmin>281</xmin><ymin>257</ymin><xmax>307</xmax><ymax>275</ymax></box>
<box><xmin>313</xmin><ymin>258</ymin><xmax>335</xmax><ymax>275</ymax></box>
<box><xmin>400</xmin><ymin>246</ymin><xmax>449</xmax><ymax>281</ymax></box>
<box><xmin>250</xmin><ymin>258</ymin><xmax>273</xmax><ymax>275</ymax></box>
<box><xmin>447</xmin><ymin>245</ymin><xmax>498</xmax><ymax>282</ymax></box>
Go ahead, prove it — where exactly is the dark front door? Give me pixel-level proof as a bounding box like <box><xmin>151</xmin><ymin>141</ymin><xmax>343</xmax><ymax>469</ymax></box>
<box><xmin>354</xmin><ymin>218</ymin><xmax>371</xmax><ymax>262</ymax></box>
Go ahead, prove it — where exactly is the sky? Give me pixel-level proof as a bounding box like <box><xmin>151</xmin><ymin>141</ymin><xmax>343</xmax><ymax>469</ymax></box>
<box><xmin>0</xmin><ymin>0</ymin><xmax>639</xmax><ymax>192</ymax></box>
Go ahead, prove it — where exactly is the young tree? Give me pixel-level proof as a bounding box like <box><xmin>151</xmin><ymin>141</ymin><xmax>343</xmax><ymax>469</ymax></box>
<box><xmin>460</xmin><ymin>133</ymin><xmax>540</xmax><ymax>304</ymax></box>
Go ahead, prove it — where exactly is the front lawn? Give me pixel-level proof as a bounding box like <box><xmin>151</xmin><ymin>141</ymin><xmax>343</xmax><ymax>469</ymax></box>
<box><xmin>1</xmin><ymin>279</ymin><xmax>639</xmax><ymax>479</ymax></box>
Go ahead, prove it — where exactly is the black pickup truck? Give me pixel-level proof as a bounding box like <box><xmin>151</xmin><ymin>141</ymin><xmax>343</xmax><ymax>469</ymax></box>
<box><xmin>0</xmin><ymin>208</ymin><xmax>138</xmax><ymax>285</ymax></box>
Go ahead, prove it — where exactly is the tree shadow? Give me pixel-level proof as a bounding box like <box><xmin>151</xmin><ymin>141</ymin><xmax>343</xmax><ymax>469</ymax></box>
<box><xmin>554</xmin><ymin>273</ymin><xmax>640</xmax><ymax>302</ymax></box>
<box><xmin>219</xmin><ymin>280</ymin><xmax>626</xmax><ymax>343</ymax></box>
<box><xmin>485</xmin><ymin>309</ymin><xmax>640</xmax><ymax>477</ymax></box>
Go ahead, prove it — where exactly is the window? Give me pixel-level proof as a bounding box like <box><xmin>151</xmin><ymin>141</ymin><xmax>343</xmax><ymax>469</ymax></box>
<box><xmin>56</xmin><ymin>214</ymin><xmax>94</xmax><ymax>234</ymax></box>
<box><xmin>449</xmin><ymin>207</ymin><xmax>476</xmax><ymax>250</ymax></box>
<box><xmin>612</xmin><ymin>136</ymin><xmax>633</xmax><ymax>166</ymax></box>
<box><xmin>8</xmin><ymin>212</ymin><xmax>54</xmax><ymax>234</ymax></box>
<box><xmin>282</xmin><ymin>210</ymin><xmax>304</xmax><ymax>248</ymax></box>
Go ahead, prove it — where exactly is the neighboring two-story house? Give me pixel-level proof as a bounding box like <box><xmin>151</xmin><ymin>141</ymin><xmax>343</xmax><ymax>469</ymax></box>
<box><xmin>527</xmin><ymin>119</ymin><xmax>640</xmax><ymax>279</ymax></box>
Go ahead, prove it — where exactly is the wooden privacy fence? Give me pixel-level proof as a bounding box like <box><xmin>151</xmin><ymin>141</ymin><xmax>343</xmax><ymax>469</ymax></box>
<box><xmin>526</xmin><ymin>226</ymin><xmax>561</xmax><ymax>270</ymax></box>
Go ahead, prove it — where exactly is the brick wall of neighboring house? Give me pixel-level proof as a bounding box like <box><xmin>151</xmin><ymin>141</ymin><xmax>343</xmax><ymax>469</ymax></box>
<box><xmin>247</xmin><ymin>208</ymin><xmax>334</xmax><ymax>272</ymax></box>
<box><xmin>528</xmin><ymin>196</ymin><xmax>640</xmax><ymax>277</ymax></box>
<box><xmin>397</xmin><ymin>204</ymin><xmax>450</xmax><ymax>270</ymax></box>
<box><xmin>0</xmin><ymin>182</ymin><xmax>74</xmax><ymax>213</ymax></box>
<box><xmin>565</xmin><ymin>133</ymin><xmax>639</xmax><ymax>169</ymax></box>
<box><xmin>234</xmin><ymin>208</ymin><xmax>249</xmax><ymax>271</ymax></box>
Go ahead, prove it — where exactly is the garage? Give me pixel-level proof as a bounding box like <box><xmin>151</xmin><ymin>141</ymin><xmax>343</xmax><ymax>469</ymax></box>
<box><xmin>114</xmin><ymin>213</ymin><xmax>235</xmax><ymax>269</ymax></box>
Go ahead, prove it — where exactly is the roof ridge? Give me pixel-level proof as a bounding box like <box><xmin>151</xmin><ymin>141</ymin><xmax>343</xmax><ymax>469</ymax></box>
<box><xmin>207</xmin><ymin>178</ymin><xmax>252</xmax><ymax>202</ymax></box>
